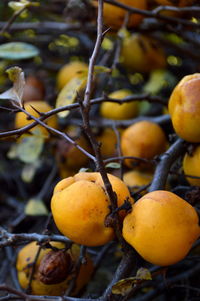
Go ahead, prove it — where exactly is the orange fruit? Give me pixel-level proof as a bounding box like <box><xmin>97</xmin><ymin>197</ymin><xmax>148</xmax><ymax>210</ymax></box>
<box><xmin>16</xmin><ymin>242</ymin><xmax>93</xmax><ymax>296</ymax></box>
<box><xmin>168</xmin><ymin>73</ymin><xmax>200</xmax><ymax>142</ymax></box>
<box><xmin>123</xmin><ymin>190</ymin><xmax>200</xmax><ymax>266</ymax></box>
<box><xmin>51</xmin><ymin>172</ymin><xmax>133</xmax><ymax>246</ymax></box>
<box><xmin>15</xmin><ymin>100</ymin><xmax>57</xmax><ymax>138</ymax></box>
<box><xmin>121</xmin><ymin>121</ymin><xmax>168</xmax><ymax>168</ymax></box>
<box><xmin>121</xmin><ymin>34</ymin><xmax>166</xmax><ymax>73</ymax></box>
<box><xmin>56</xmin><ymin>61</ymin><xmax>88</xmax><ymax>91</ymax></box>
<box><xmin>100</xmin><ymin>0</ymin><xmax>147</xmax><ymax>30</ymax></box>
<box><xmin>183</xmin><ymin>146</ymin><xmax>200</xmax><ymax>186</ymax></box>
<box><xmin>100</xmin><ymin>89</ymin><xmax>138</xmax><ymax>120</ymax></box>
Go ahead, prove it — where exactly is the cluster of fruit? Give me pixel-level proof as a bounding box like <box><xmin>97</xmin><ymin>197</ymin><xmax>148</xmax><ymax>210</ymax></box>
<box><xmin>13</xmin><ymin>0</ymin><xmax>200</xmax><ymax>297</ymax></box>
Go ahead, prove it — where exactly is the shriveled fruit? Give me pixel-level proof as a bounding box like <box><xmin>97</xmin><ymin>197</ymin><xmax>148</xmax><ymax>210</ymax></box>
<box><xmin>168</xmin><ymin>73</ymin><xmax>200</xmax><ymax>142</ymax></box>
<box><xmin>16</xmin><ymin>242</ymin><xmax>93</xmax><ymax>296</ymax></box>
<box><xmin>183</xmin><ymin>146</ymin><xmax>200</xmax><ymax>186</ymax></box>
<box><xmin>121</xmin><ymin>121</ymin><xmax>168</xmax><ymax>168</ymax></box>
<box><xmin>100</xmin><ymin>89</ymin><xmax>138</xmax><ymax>120</ymax></box>
<box><xmin>123</xmin><ymin>190</ymin><xmax>200</xmax><ymax>266</ymax></box>
<box><xmin>23</xmin><ymin>76</ymin><xmax>45</xmax><ymax>102</ymax></box>
<box><xmin>51</xmin><ymin>172</ymin><xmax>133</xmax><ymax>246</ymax></box>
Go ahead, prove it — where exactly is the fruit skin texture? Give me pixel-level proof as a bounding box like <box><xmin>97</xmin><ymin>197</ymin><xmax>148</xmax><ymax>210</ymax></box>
<box><xmin>168</xmin><ymin>74</ymin><xmax>200</xmax><ymax>142</ymax></box>
<box><xmin>96</xmin><ymin>128</ymin><xmax>118</xmax><ymax>158</ymax></box>
<box><xmin>15</xmin><ymin>100</ymin><xmax>57</xmax><ymax>137</ymax></box>
<box><xmin>96</xmin><ymin>0</ymin><xmax>147</xmax><ymax>30</ymax></box>
<box><xmin>121</xmin><ymin>34</ymin><xmax>166</xmax><ymax>73</ymax></box>
<box><xmin>51</xmin><ymin>172</ymin><xmax>133</xmax><ymax>246</ymax></box>
<box><xmin>121</xmin><ymin>121</ymin><xmax>167</xmax><ymax>168</ymax></box>
<box><xmin>183</xmin><ymin>146</ymin><xmax>200</xmax><ymax>186</ymax></box>
<box><xmin>123</xmin><ymin>190</ymin><xmax>200</xmax><ymax>266</ymax></box>
<box><xmin>57</xmin><ymin>61</ymin><xmax>88</xmax><ymax>91</ymax></box>
<box><xmin>16</xmin><ymin>242</ymin><xmax>94</xmax><ymax>296</ymax></box>
<box><xmin>100</xmin><ymin>89</ymin><xmax>138</xmax><ymax>120</ymax></box>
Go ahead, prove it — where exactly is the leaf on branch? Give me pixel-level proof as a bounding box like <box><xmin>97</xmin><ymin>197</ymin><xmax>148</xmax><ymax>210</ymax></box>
<box><xmin>0</xmin><ymin>66</ymin><xmax>25</xmax><ymax>107</ymax></box>
<box><xmin>8</xmin><ymin>0</ymin><xmax>40</xmax><ymax>12</ymax></box>
<box><xmin>112</xmin><ymin>268</ymin><xmax>152</xmax><ymax>296</ymax></box>
<box><xmin>136</xmin><ymin>267</ymin><xmax>152</xmax><ymax>281</ymax></box>
<box><xmin>0</xmin><ymin>42</ymin><xmax>39</xmax><ymax>60</ymax></box>
<box><xmin>93</xmin><ymin>65</ymin><xmax>111</xmax><ymax>75</ymax></box>
<box><xmin>16</xmin><ymin>128</ymin><xmax>44</xmax><ymax>163</ymax></box>
<box><xmin>143</xmin><ymin>69</ymin><xmax>176</xmax><ymax>95</ymax></box>
<box><xmin>25</xmin><ymin>198</ymin><xmax>48</xmax><ymax>216</ymax></box>
<box><xmin>105</xmin><ymin>162</ymin><xmax>121</xmax><ymax>169</ymax></box>
<box><xmin>79</xmin><ymin>167</ymin><xmax>92</xmax><ymax>173</ymax></box>
<box><xmin>56</xmin><ymin>76</ymin><xmax>87</xmax><ymax>118</ymax></box>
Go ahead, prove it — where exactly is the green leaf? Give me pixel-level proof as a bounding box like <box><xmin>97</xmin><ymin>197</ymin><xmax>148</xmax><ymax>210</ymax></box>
<box><xmin>25</xmin><ymin>198</ymin><xmax>48</xmax><ymax>216</ymax></box>
<box><xmin>56</xmin><ymin>76</ymin><xmax>87</xmax><ymax>118</ymax></box>
<box><xmin>136</xmin><ymin>268</ymin><xmax>152</xmax><ymax>281</ymax></box>
<box><xmin>0</xmin><ymin>42</ymin><xmax>39</xmax><ymax>60</ymax></box>
<box><xmin>0</xmin><ymin>66</ymin><xmax>25</xmax><ymax>106</ymax></box>
<box><xmin>8</xmin><ymin>0</ymin><xmax>30</xmax><ymax>11</ymax></box>
<box><xmin>79</xmin><ymin>167</ymin><xmax>92</xmax><ymax>173</ymax></box>
<box><xmin>112</xmin><ymin>278</ymin><xmax>136</xmax><ymax>296</ymax></box>
<box><xmin>143</xmin><ymin>69</ymin><xmax>176</xmax><ymax>95</ymax></box>
<box><xmin>105</xmin><ymin>162</ymin><xmax>121</xmax><ymax>169</ymax></box>
<box><xmin>21</xmin><ymin>161</ymin><xmax>40</xmax><ymax>183</ymax></box>
<box><xmin>16</xmin><ymin>128</ymin><xmax>44</xmax><ymax>163</ymax></box>
<box><xmin>93</xmin><ymin>65</ymin><xmax>111</xmax><ymax>75</ymax></box>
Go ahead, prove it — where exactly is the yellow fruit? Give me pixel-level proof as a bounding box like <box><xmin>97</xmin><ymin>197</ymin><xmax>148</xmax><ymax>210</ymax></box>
<box><xmin>16</xmin><ymin>242</ymin><xmax>94</xmax><ymax>296</ymax></box>
<box><xmin>101</xmin><ymin>0</ymin><xmax>147</xmax><ymax>30</ymax></box>
<box><xmin>100</xmin><ymin>89</ymin><xmax>138</xmax><ymax>120</ymax></box>
<box><xmin>15</xmin><ymin>100</ymin><xmax>58</xmax><ymax>138</ymax></box>
<box><xmin>121</xmin><ymin>34</ymin><xmax>166</xmax><ymax>73</ymax></box>
<box><xmin>96</xmin><ymin>128</ymin><xmax>118</xmax><ymax>158</ymax></box>
<box><xmin>154</xmin><ymin>0</ymin><xmax>194</xmax><ymax>6</ymax></box>
<box><xmin>183</xmin><ymin>146</ymin><xmax>200</xmax><ymax>186</ymax></box>
<box><xmin>56</xmin><ymin>61</ymin><xmax>88</xmax><ymax>91</ymax></box>
<box><xmin>123</xmin><ymin>170</ymin><xmax>152</xmax><ymax>194</ymax></box>
<box><xmin>51</xmin><ymin>172</ymin><xmax>133</xmax><ymax>246</ymax></box>
<box><xmin>168</xmin><ymin>73</ymin><xmax>200</xmax><ymax>142</ymax></box>
<box><xmin>123</xmin><ymin>190</ymin><xmax>200</xmax><ymax>266</ymax></box>
<box><xmin>121</xmin><ymin>121</ymin><xmax>167</xmax><ymax>168</ymax></box>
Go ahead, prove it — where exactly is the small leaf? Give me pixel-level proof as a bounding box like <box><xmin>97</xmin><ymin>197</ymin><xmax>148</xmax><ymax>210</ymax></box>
<box><xmin>8</xmin><ymin>0</ymin><xmax>30</xmax><ymax>11</ymax></box>
<box><xmin>105</xmin><ymin>162</ymin><xmax>121</xmax><ymax>169</ymax></box>
<box><xmin>136</xmin><ymin>268</ymin><xmax>152</xmax><ymax>281</ymax></box>
<box><xmin>79</xmin><ymin>167</ymin><xmax>92</xmax><ymax>173</ymax></box>
<box><xmin>0</xmin><ymin>42</ymin><xmax>39</xmax><ymax>60</ymax></box>
<box><xmin>21</xmin><ymin>161</ymin><xmax>40</xmax><ymax>183</ymax></box>
<box><xmin>7</xmin><ymin>144</ymin><xmax>18</xmax><ymax>159</ymax></box>
<box><xmin>0</xmin><ymin>66</ymin><xmax>25</xmax><ymax>106</ymax></box>
<box><xmin>56</xmin><ymin>76</ymin><xmax>87</xmax><ymax>118</ymax></box>
<box><xmin>112</xmin><ymin>268</ymin><xmax>152</xmax><ymax>296</ymax></box>
<box><xmin>94</xmin><ymin>65</ymin><xmax>111</xmax><ymax>75</ymax></box>
<box><xmin>16</xmin><ymin>129</ymin><xmax>44</xmax><ymax>163</ymax></box>
<box><xmin>143</xmin><ymin>69</ymin><xmax>176</xmax><ymax>95</ymax></box>
<box><xmin>25</xmin><ymin>198</ymin><xmax>48</xmax><ymax>216</ymax></box>
<box><xmin>8</xmin><ymin>0</ymin><xmax>39</xmax><ymax>11</ymax></box>
<box><xmin>112</xmin><ymin>278</ymin><xmax>136</xmax><ymax>296</ymax></box>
